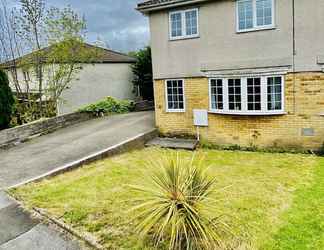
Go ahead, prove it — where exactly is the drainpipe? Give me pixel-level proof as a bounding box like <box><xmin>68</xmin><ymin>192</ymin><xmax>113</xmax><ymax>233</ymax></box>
<box><xmin>292</xmin><ymin>0</ymin><xmax>297</xmax><ymax>114</ymax></box>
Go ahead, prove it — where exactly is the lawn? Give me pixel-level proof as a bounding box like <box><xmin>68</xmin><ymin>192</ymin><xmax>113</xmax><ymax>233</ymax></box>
<box><xmin>10</xmin><ymin>148</ymin><xmax>324</xmax><ymax>249</ymax></box>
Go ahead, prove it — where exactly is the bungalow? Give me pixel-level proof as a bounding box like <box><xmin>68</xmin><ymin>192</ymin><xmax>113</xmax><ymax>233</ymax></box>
<box><xmin>2</xmin><ymin>43</ymin><xmax>136</xmax><ymax>115</ymax></box>
<box><xmin>137</xmin><ymin>0</ymin><xmax>324</xmax><ymax>150</ymax></box>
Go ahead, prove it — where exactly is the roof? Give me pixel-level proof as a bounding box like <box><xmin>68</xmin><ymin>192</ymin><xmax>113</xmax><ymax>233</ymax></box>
<box><xmin>1</xmin><ymin>43</ymin><xmax>136</xmax><ymax>69</ymax></box>
<box><xmin>84</xmin><ymin>44</ymin><xmax>136</xmax><ymax>63</ymax></box>
<box><xmin>137</xmin><ymin>0</ymin><xmax>209</xmax><ymax>13</ymax></box>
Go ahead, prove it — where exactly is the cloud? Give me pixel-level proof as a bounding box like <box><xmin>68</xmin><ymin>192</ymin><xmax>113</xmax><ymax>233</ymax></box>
<box><xmin>9</xmin><ymin>0</ymin><xmax>150</xmax><ymax>52</ymax></box>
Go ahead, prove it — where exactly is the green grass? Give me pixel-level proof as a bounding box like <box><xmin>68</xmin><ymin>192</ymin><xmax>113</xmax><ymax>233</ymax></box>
<box><xmin>10</xmin><ymin>148</ymin><xmax>324</xmax><ymax>249</ymax></box>
<box><xmin>262</xmin><ymin>159</ymin><xmax>324</xmax><ymax>250</ymax></box>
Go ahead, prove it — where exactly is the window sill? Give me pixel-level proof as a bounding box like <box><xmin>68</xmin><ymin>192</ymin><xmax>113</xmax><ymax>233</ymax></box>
<box><xmin>166</xmin><ymin>109</ymin><xmax>185</xmax><ymax>113</ymax></box>
<box><xmin>209</xmin><ymin>110</ymin><xmax>287</xmax><ymax>116</ymax></box>
<box><xmin>169</xmin><ymin>35</ymin><xmax>200</xmax><ymax>41</ymax></box>
<box><xmin>236</xmin><ymin>25</ymin><xmax>276</xmax><ymax>34</ymax></box>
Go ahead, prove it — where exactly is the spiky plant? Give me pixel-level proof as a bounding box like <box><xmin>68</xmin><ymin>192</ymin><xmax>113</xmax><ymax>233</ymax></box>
<box><xmin>129</xmin><ymin>152</ymin><xmax>232</xmax><ymax>250</ymax></box>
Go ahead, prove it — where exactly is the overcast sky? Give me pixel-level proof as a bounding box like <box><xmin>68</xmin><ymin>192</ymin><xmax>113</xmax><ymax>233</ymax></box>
<box><xmin>10</xmin><ymin>0</ymin><xmax>150</xmax><ymax>53</ymax></box>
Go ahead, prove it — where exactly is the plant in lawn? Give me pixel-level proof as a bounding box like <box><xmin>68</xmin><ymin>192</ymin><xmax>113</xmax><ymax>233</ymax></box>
<box><xmin>129</xmin><ymin>153</ymin><xmax>233</xmax><ymax>250</ymax></box>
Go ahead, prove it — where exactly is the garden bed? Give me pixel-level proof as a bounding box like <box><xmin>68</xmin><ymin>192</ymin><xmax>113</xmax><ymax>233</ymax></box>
<box><xmin>10</xmin><ymin>148</ymin><xmax>324</xmax><ymax>249</ymax></box>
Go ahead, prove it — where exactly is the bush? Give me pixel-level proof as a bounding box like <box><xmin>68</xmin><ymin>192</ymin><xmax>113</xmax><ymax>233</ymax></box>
<box><xmin>129</xmin><ymin>153</ymin><xmax>232</xmax><ymax>249</ymax></box>
<box><xmin>0</xmin><ymin>69</ymin><xmax>15</xmax><ymax>129</ymax></box>
<box><xmin>79</xmin><ymin>96</ymin><xmax>134</xmax><ymax>116</ymax></box>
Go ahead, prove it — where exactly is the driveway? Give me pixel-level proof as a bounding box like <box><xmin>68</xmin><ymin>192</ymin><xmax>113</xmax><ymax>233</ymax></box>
<box><xmin>0</xmin><ymin>111</ymin><xmax>155</xmax><ymax>249</ymax></box>
<box><xmin>0</xmin><ymin>111</ymin><xmax>155</xmax><ymax>188</ymax></box>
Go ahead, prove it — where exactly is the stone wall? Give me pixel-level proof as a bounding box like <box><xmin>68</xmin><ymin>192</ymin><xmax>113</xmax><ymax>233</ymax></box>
<box><xmin>154</xmin><ymin>73</ymin><xmax>324</xmax><ymax>150</ymax></box>
<box><xmin>0</xmin><ymin>112</ymin><xmax>94</xmax><ymax>149</ymax></box>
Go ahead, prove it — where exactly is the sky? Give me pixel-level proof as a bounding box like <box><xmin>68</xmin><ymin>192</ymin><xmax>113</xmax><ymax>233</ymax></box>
<box><xmin>9</xmin><ymin>0</ymin><xmax>150</xmax><ymax>53</ymax></box>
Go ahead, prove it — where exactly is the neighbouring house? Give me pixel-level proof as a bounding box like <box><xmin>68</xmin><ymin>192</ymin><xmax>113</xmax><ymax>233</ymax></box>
<box><xmin>1</xmin><ymin>43</ymin><xmax>136</xmax><ymax>115</ymax></box>
<box><xmin>137</xmin><ymin>0</ymin><xmax>324</xmax><ymax>150</ymax></box>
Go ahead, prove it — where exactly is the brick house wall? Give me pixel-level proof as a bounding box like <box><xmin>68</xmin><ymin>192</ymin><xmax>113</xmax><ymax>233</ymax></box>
<box><xmin>154</xmin><ymin>73</ymin><xmax>324</xmax><ymax>150</ymax></box>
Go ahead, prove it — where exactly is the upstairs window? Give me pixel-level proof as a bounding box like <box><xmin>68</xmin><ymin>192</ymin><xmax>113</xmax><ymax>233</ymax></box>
<box><xmin>237</xmin><ymin>0</ymin><xmax>274</xmax><ymax>32</ymax></box>
<box><xmin>170</xmin><ymin>12</ymin><xmax>182</xmax><ymax>37</ymax></box>
<box><xmin>169</xmin><ymin>9</ymin><xmax>199</xmax><ymax>40</ymax></box>
<box><xmin>165</xmin><ymin>80</ymin><xmax>185</xmax><ymax>112</ymax></box>
<box><xmin>209</xmin><ymin>75</ymin><xmax>284</xmax><ymax>115</ymax></box>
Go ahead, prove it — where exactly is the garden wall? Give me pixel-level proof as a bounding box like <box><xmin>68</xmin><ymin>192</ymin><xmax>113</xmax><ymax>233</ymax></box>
<box><xmin>0</xmin><ymin>112</ymin><xmax>94</xmax><ymax>149</ymax></box>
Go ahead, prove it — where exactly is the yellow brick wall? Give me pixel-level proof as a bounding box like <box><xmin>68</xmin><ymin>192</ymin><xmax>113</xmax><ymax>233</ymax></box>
<box><xmin>154</xmin><ymin>73</ymin><xmax>324</xmax><ymax>150</ymax></box>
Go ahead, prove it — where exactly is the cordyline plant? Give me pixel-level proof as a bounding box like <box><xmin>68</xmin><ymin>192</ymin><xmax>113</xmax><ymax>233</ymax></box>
<box><xmin>129</xmin><ymin>152</ymin><xmax>233</xmax><ymax>250</ymax></box>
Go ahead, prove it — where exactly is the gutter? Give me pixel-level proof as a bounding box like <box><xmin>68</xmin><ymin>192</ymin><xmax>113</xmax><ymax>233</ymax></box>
<box><xmin>137</xmin><ymin>0</ymin><xmax>210</xmax><ymax>13</ymax></box>
<box><xmin>292</xmin><ymin>0</ymin><xmax>297</xmax><ymax>114</ymax></box>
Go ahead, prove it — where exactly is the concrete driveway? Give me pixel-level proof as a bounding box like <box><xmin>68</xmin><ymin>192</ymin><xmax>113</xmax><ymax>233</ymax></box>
<box><xmin>0</xmin><ymin>111</ymin><xmax>155</xmax><ymax>249</ymax></box>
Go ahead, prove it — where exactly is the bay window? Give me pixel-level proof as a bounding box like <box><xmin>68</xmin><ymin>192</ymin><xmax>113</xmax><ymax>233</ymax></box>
<box><xmin>247</xmin><ymin>77</ymin><xmax>261</xmax><ymax>111</ymax></box>
<box><xmin>209</xmin><ymin>75</ymin><xmax>284</xmax><ymax>115</ymax></box>
<box><xmin>228</xmin><ymin>79</ymin><xmax>242</xmax><ymax>111</ymax></box>
<box><xmin>267</xmin><ymin>76</ymin><xmax>282</xmax><ymax>111</ymax></box>
<box><xmin>237</xmin><ymin>0</ymin><xmax>274</xmax><ymax>32</ymax></box>
<box><xmin>210</xmin><ymin>79</ymin><xmax>224</xmax><ymax>110</ymax></box>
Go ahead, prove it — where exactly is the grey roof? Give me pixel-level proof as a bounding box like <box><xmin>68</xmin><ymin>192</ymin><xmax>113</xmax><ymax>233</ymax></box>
<box><xmin>137</xmin><ymin>0</ymin><xmax>209</xmax><ymax>13</ymax></box>
<box><xmin>138</xmin><ymin>0</ymin><xmax>179</xmax><ymax>8</ymax></box>
<box><xmin>1</xmin><ymin>43</ymin><xmax>136</xmax><ymax>69</ymax></box>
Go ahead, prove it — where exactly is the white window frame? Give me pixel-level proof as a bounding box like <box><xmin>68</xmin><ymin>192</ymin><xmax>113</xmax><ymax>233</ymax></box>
<box><xmin>209</xmin><ymin>75</ymin><xmax>285</xmax><ymax>115</ymax></box>
<box><xmin>236</xmin><ymin>0</ymin><xmax>275</xmax><ymax>33</ymax></box>
<box><xmin>165</xmin><ymin>79</ymin><xmax>186</xmax><ymax>113</ymax></box>
<box><xmin>169</xmin><ymin>8</ymin><xmax>199</xmax><ymax>40</ymax></box>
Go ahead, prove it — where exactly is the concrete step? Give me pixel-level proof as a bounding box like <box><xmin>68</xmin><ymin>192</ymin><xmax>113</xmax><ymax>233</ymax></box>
<box><xmin>146</xmin><ymin>137</ymin><xmax>198</xmax><ymax>150</ymax></box>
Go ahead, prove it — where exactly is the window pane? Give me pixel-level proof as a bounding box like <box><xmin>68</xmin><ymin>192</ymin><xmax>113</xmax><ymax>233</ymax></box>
<box><xmin>238</xmin><ymin>0</ymin><xmax>253</xmax><ymax>30</ymax></box>
<box><xmin>171</xmin><ymin>12</ymin><xmax>182</xmax><ymax>37</ymax></box>
<box><xmin>210</xmin><ymin>79</ymin><xmax>224</xmax><ymax>110</ymax></box>
<box><xmin>256</xmin><ymin>0</ymin><xmax>273</xmax><ymax>26</ymax></box>
<box><xmin>228</xmin><ymin>79</ymin><xmax>242</xmax><ymax>110</ymax></box>
<box><xmin>185</xmin><ymin>10</ymin><xmax>198</xmax><ymax>36</ymax></box>
<box><xmin>247</xmin><ymin>77</ymin><xmax>261</xmax><ymax>111</ymax></box>
<box><xmin>267</xmin><ymin>76</ymin><xmax>282</xmax><ymax>110</ymax></box>
<box><xmin>166</xmin><ymin>80</ymin><xmax>184</xmax><ymax>110</ymax></box>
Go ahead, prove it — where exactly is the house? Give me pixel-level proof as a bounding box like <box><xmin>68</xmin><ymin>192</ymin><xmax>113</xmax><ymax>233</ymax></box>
<box><xmin>137</xmin><ymin>0</ymin><xmax>324</xmax><ymax>150</ymax></box>
<box><xmin>2</xmin><ymin>43</ymin><xmax>136</xmax><ymax>115</ymax></box>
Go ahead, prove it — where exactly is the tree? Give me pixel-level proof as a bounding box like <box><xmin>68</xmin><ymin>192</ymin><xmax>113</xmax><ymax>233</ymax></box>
<box><xmin>42</xmin><ymin>6</ymin><xmax>100</xmax><ymax>115</ymax></box>
<box><xmin>131</xmin><ymin>46</ymin><xmax>153</xmax><ymax>101</ymax></box>
<box><xmin>0</xmin><ymin>69</ymin><xmax>14</xmax><ymax>129</ymax></box>
<box><xmin>17</xmin><ymin>0</ymin><xmax>46</xmax><ymax>116</ymax></box>
<box><xmin>0</xmin><ymin>0</ymin><xmax>98</xmax><ymax>123</ymax></box>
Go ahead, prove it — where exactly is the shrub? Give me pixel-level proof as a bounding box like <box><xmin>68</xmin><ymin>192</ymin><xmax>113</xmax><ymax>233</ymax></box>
<box><xmin>79</xmin><ymin>96</ymin><xmax>134</xmax><ymax>116</ymax></box>
<box><xmin>0</xmin><ymin>69</ymin><xmax>15</xmax><ymax>129</ymax></box>
<box><xmin>129</xmin><ymin>153</ymin><xmax>232</xmax><ymax>250</ymax></box>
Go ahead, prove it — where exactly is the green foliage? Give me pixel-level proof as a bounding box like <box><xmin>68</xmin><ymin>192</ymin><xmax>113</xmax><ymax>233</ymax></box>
<box><xmin>317</xmin><ymin>142</ymin><xmax>324</xmax><ymax>156</ymax></box>
<box><xmin>45</xmin><ymin>6</ymin><xmax>86</xmax><ymax>44</ymax></box>
<box><xmin>129</xmin><ymin>153</ymin><xmax>232</xmax><ymax>250</ymax></box>
<box><xmin>79</xmin><ymin>96</ymin><xmax>134</xmax><ymax>115</ymax></box>
<box><xmin>0</xmin><ymin>70</ymin><xmax>14</xmax><ymax>129</ymax></box>
<box><xmin>200</xmin><ymin>139</ymin><xmax>311</xmax><ymax>155</ymax></box>
<box><xmin>131</xmin><ymin>46</ymin><xmax>153</xmax><ymax>100</ymax></box>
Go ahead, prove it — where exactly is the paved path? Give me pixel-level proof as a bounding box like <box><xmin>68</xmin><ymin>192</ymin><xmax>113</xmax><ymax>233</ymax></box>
<box><xmin>0</xmin><ymin>111</ymin><xmax>155</xmax><ymax>188</ymax></box>
<box><xmin>0</xmin><ymin>111</ymin><xmax>155</xmax><ymax>249</ymax></box>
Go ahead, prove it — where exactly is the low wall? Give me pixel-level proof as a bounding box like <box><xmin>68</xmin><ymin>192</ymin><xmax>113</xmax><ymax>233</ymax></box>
<box><xmin>0</xmin><ymin>112</ymin><xmax>94</xmax><ymax>149</ymax></box>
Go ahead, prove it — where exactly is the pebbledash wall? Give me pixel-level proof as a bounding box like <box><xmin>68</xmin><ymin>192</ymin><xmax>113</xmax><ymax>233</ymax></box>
<box><xmin>154</xmin><ymin>72</ymin><xmax>324</xmax><ymax>150</ymax></box>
